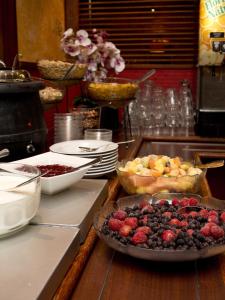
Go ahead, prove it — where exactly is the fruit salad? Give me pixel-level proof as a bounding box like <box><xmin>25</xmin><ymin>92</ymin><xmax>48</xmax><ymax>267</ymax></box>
<box><xmin>117</xmin><ymin>155</ymin><xmax>204</xmax><ymax>194</ymax></box>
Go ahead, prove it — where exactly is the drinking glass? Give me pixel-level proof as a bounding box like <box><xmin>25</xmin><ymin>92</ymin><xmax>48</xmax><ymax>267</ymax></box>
<box><xmin>151</xmin><ymin>86</ymin><xmax>165</xmax><ymax>128</ymax></box>
<box><xmin>165</xmin><ymin>106</ymin><xmax>181</xmax><ymax>128</ymax></box>
<box><xmin>180</xmin><ymin>104</ymin><xmax>195</xmax><ymax>128</ymax></box>
<box><xmin>165</xmin><ymin>88</ymin><xmax>180</xmax><ymax>108</ymax></box>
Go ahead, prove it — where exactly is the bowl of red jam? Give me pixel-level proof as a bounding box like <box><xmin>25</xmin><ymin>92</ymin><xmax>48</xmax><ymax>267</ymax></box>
<box><xmin>16</xmin><ymin>152</ymin><xmax>94</xmax><ymax>194</ymax></box>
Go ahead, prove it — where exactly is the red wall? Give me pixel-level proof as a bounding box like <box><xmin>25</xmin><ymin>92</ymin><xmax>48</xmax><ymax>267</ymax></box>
<box><xmin>43</xmin><ymin>68</ymin><xmax>198</xmax><ymax>146</ymax></box>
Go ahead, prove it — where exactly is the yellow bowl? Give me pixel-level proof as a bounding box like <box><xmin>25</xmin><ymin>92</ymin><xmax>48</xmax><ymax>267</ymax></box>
<box><xmin>82</xmin><ymin>77</ymin><xmax>139</xmax><ymax>107</ymax></box>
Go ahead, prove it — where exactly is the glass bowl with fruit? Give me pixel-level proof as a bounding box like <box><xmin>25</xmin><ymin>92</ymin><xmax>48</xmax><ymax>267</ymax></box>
<box><xmin>116</xmin><ymin>155</ymin><xmax>205</xmax><ymax>195</ymax></box>
<box><xmin>93</xmin><ymin>193</ymin><xmax>225</xmax><ymax>261</ymax></box>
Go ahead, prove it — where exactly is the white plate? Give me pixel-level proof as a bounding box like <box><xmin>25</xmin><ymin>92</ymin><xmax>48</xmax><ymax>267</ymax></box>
<box><xmin>50</xmin><ymin>140</ymin><xmax>118</xmax><ymax>156</ymax></box>
<box><xmin>89</xmin><ymin>163</ymin><xmax>117</xmax><ymax>173</ymax></box>
<box><xmin>73</xmin><ymin>150</ymin><xmax>118</xmax><ymax>159</ymax></box>
<box><xmin>89</xmin><ymin>156</ymin><xmax>118</xmax><ymax>169</ymax></box>
<box><xmin>16</xmin><ymin>152</ymin><xmax>94</xmax><ymax>195</ymax></box>
<box><xmin>85</xmin><ymin>167</ymin><xmax>116</xmax><ymax>178</ymax></box>
<box><xmin>86</xmin><ymin>164</ymin><xmax>116</xmax><ymax>174</ymax></box>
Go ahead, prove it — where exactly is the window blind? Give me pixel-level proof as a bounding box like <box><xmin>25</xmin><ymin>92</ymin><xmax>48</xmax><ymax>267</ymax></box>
<box><xmin>79</xmin><ymin>0</ymin><xmax>199</xmax><ymax>68</ymax></box>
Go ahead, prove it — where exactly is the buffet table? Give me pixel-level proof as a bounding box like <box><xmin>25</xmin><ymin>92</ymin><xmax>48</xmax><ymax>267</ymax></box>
<box><xmin>53</xmin><ymin>135</ymin><xmax>225</xmax><ymax>300</ymax></box>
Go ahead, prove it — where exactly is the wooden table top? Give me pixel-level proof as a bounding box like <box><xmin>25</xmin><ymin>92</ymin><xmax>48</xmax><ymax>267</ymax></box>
<box><xmin>54</xmin><ymin>136</ymin><xmax>225</xmax><ymax>300</ymax></box>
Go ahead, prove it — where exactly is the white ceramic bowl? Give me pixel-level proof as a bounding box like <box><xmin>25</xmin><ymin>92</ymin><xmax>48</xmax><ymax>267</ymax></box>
<box><xmin>0</xmin><ymin>163</ymin><xmax>41</xmax><ymax>237</ymax></box>
<box><xmin>16</xmin><ymin>152</ymin><xmax>94</xmax><ymax>195</ymax></box>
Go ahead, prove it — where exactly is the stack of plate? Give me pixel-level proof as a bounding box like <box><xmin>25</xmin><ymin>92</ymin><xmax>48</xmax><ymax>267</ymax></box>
<box><xmin>49</xmin><ymin>140</ymin><xmax>118</xmax><ymax>178</ymax></box>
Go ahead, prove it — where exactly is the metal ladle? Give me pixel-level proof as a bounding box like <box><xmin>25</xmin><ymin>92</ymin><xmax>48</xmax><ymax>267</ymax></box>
<box><xmin>135</xmin><ymin>69</ymin><xmax>156</xmax><ymax>84</ymax></box>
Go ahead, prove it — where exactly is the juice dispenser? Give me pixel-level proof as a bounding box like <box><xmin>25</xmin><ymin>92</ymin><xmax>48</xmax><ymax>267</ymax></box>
<box><xmin>195</xmin><ymin>0</ymin><xmax>225</xmax><ymax>137</ymax></box>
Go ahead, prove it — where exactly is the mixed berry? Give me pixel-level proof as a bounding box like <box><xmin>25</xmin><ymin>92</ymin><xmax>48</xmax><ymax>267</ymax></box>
<box><xmin>101</xmin><ymin>196</ymin><xmax>225</xmax><ymax>251</ymax></box>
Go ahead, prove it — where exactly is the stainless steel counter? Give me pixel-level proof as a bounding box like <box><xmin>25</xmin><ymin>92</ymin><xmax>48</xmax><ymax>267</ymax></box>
<box><xmin>0</xmin><ymin>225</ymin><xmax>80</xmax><ymax>300</ymax></box>
<box><xmin>32</xmin><ymin>179</ymin><xmax>108</xmax><ymax>242</ymax></box>
<box><xmin>0</xmin><ymin>178</ymin><xmax>108</xmax><ymax>299</ymax></box>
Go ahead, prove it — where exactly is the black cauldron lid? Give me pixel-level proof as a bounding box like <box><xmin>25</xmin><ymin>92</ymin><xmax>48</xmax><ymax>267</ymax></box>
<box><xmin>0</xmin><ymin>69</ymin><xmax>31</xmax><ymax>83</ymax></box>
<box><xmin>0</xmin><ymin>69</ymin><xmax>45</xmax><ymax>93</ymax></box>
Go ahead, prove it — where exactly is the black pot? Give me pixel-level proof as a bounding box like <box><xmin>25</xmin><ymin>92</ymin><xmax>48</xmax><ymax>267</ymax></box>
<box><xmin>0</xmin><ymin>80</ymin><xmax>47</xmax><ymax>161</ymax></box>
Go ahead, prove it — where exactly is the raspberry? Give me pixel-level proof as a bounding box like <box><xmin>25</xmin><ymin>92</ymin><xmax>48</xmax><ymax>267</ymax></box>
<box><xmin>205</xmin><ymin>222</ymin><xmax>216</xmax><ymax>229</ymax></box>
<box><xmin>187</xmin><ymin>229</ymin><xmax>194</xmax><ymax>237</ymax></box>
<box><xmin>119</xmin><ymin>224</ymin><xmax>132</xmax><ymax>237</ymax></box>
<box><xmin>139</xmin><ymin>199</ymin><xmax>150</xmax><ymax>209</ymax></box>
<box><xmin>131</xmin><ymin>231</ymin><xmax>147</xmax><ymax>245</ymax></box>
<box><xmin>175</xmin><ymin>228</ymin><xmax>181</xmax><ymax>235</ymax></box>
<box><xmin>140</xmin><ymin>215</ymin><xmax>148</xmax><ymax>225</ymax></box>
<box><xmin>124</xmin><ymin>217</ymin><xmax>138</xmax><ymax>229</ymax></box>
<box><xmin>141</xmin><ymin>204</ymin><xmax>154</xmax><ymax>214</ymax></box>
<box><xmin>208</xmin><ymin>215</ymin><xmax>219</xmax><ymax>224</ymax></box>
<box><xmin>180</xmin><ymin>220</ymin><xmax>188</xmax><ymax>227</ymax></box>
<box><xmin>220</xmin><ymin>212</ymin><xmax>225</xmax><ymax>222</ymax></box>
<box><xmin>158</xmin><ymin>199</ymin><xmax>169</xmax><ymax>206</ymax></box>
<box><xmin>181</xmin><ymin>213</ymin><xmax>189</xmax><ymax>219</ymax></box>
<box><xmin>200</xmin><ymin>225</ymin><xmax>211</xmax><ymax>237</ymax></box>
<box><xmin>208</xmin><ymin>210</ymin><xmax>218</xmax><ymax>217</ymax></box>
<box><xmin>189</xmin><ymin>211</ymin><xmax>198</xmax><ymax>218</ymax></box>
<box><xmin>162</xmin><ymin>211</ymin><xmax>172</xmax><ymax>218</ymax></box>
<box><xmin>113</xmin><ymin>209</ymin><xmax>127</xmax><ymax>221</ymax></box>
<box><xmin>136</xmin><ymin>226</ymin><xmax>151</xmax><ymax>235</ymax></box>
<box><xmin>210</xmin><ymin>225</ymin><xmax>225</xmax><ymax>239</ymax></box>
<box><xmin>189</xmin><ymin>197</ymin><xmax>199</xmax><ymax>206</ymax></box>
<box><xmin>108</xmin><ymin>218</ymin><xmax>124</xmax><ymax>231</ymax></box>
<box><xmin>172</xmin><ymin>198</ymin><xmax>180</xmax><ymax>206</ymax></box>
<box><xmin>180</xmin><ymin>198</ymin><xmax>190</xmax><ymax>207</ymax></box>
<box><xmin>199</xmin><ymin>209</ymin><xmax>209</xmax><ymax>218</ymax></box>
<box><xmin>162</xmin><ymin>230</ymin><xmax>176</xmax><ymax>242</ymax></box>
<box><xmin>169</xmin><ymin>218</ymin><xmax>181</xmax><ymax>227</ymax></box>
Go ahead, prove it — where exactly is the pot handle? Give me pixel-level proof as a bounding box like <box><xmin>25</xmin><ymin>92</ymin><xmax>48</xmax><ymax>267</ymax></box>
<box><xmin>0</xmin><ymin>148</ymin><xmax>10</xmax><ymax>159</ymax></box>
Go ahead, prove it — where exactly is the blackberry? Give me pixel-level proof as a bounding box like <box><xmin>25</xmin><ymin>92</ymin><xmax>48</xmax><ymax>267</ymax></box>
<box><xmin>148</xmin><ymin>240</ymin><xmax>157</xmax><ymax>249</ymax></box>
<box><xmin>187</xmin><ymin>240</ymin><xmax>194</xmax><ymax>247</ymax></box>
<box><xmin>120</xmin><ymin>237</ymin><xmax>128</xmax><ymax>245</ymax></box>
<box><xmin>129</xmin><ymin>212</ymin><xmax>140</xmax><ymax>218</ymax></box>
<box><xmin>139</xmin><ymin>243</ymin><xmax>149</xmax><ymax>249</ymax></box>
<box><xmin>163</xmin><ymin>241</ymin><xmax>170</xmax><ymax>248</ymax></box>
<box><xmin>193</xmin><ymin>239</ymin><xmax>201</xmax><ymax>249</ymax></box>
<box><xmin>172</xmin><ymin>212</ymin><xmax>179</xmax><ymax>218</ymax></box>
<box><xmin>168</xmin><ymin>207</ymin><xmax>176</xmax><ymax>212</ymax></box>
<box><xmin>133</xmin><ymin>205</ymin><xmax>139</xmax><ymax>210</ymax></box>
<box><xmin>177</xmin><ymin>232</ymin><xmax>185</xmax><ymax>239</ymax></box>
<box><xmin>196</xmin><ymin>233</ymin><xmax>206</xmax><ymax>242</ymax></box>
<box><xmin>101</xmin><ymin>227</ymin><xmax>110</xmax><ymax>235</ymax></box>
<box><xmin>188</xmin><ymin>223</ymin><xmax>197</xmax><ymax>230</ymax></box>
<box><xmin>176</xmin><ymin>238</ymin><xmax>185</xmax><ymax>246</ymax></box>
<box><xmin>152</xmin><ymin>226</ymin><xmax>160</xmax><ymax>233</ymax></box>
<box><xmin>157</xmin><ymin>228</ymin><xmax>164</xmax><ymax>235</ymax></box>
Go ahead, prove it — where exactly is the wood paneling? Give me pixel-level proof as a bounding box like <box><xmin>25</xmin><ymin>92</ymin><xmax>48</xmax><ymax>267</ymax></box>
<box><xmin>16</xmin><ymin>0</ymin><xmax>66</xmax><ymax>63</ymax></box>
<box><xmin>0</xmin><ymin>0</ymin><xmax>18</xmax><ymax>67</ymax></box>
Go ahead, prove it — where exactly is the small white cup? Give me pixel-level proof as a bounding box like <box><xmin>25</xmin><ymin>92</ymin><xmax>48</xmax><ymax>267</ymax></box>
<box><xmin>84</xmin><ymin>129</ymin><xmax>112</xmax><ymax>141</ymax></box>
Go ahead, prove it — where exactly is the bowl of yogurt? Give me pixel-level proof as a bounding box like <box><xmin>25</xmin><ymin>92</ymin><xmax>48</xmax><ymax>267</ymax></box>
<box><xmin>0</xmin><ymin>163</ymin><xmax>41</xmax><ymax>237</ymax></box>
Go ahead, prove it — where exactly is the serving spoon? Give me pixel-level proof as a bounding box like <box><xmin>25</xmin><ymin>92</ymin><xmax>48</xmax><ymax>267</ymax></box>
<box><xmin>0</xmin><ymin>157</ymin><xmax>102</xmax><ymax>191</ymax></box>
<box><xmin>78</xmin><ymin>139</ymin><xmax>135</xmax><ymax>152</ymax></box>
<box><xmin>0</xmin><ymin>172</ymin><xmax>42</xmax><ymax>192</ymax></box>
<box><xmin>195</xmin><ymin>160</ymin><xmax>224</xmax><ymax>169</ymax></box>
